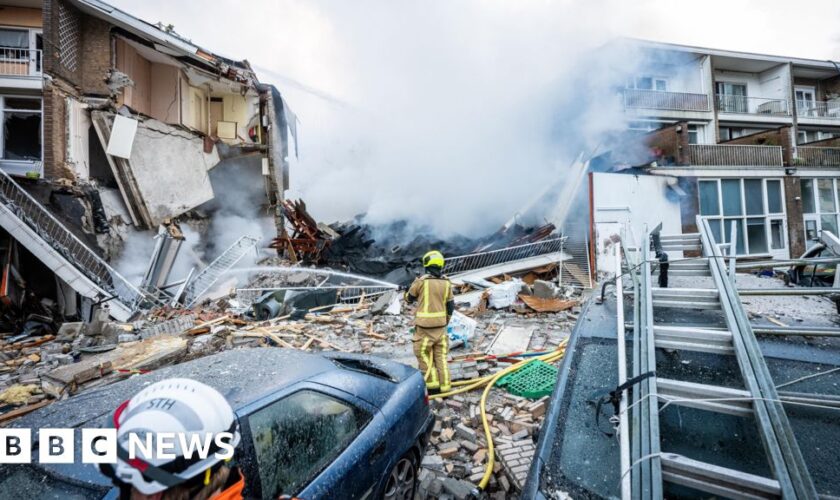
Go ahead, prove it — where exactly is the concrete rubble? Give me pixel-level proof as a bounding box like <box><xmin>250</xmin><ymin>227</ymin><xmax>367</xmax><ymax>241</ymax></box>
<box><xmin>0</xmin><ymin>247</ymin><xmax>582</xmax><ymax>494</ymax></box>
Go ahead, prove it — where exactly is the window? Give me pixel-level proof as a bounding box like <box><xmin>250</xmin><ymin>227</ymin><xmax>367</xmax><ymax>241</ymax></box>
<box><xmin>687</xmin><ymin>124</ymin><xmax>700</xmax><ymax>144</ymax></box>
<box><xmin>795</xmin><ymin>86</ymin><xmax>816</xmax><ymax>115</ymax></box>
<box><xmin>801</xmin><ymin>177</ymin><xmax>840</xmax><ymax>242</ymax></box>
<box><xmin>698</xmin><ymin>178</ymin><xmax>786</xmax><ymax>255</ymax></box>
<box><xmin>0</xmin><ymin>96</ymin><xmax>41</xmax><ymax>163</ymax></box>
<box><xmin>626</xmin><ymin>76</ymin><xmax>667</xmax><ymax>91</ymax></box>
<box><xmin>0</xmin><ymin>28</ymin><xmax>41</xmax><ymax>77</ymax></box>
<box><xmin>249</xmin><ymin>390</ymin><xmax>369</xmax><ymax>499</ymax></box>
<box><xmin>716</xmin><ymin>82</ymin><xmax>748</xmax><ymax>113</ymax></box>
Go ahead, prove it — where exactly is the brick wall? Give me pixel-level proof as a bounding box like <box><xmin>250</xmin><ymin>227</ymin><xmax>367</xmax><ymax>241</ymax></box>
<box><xmin>799</xmin><ymin>136</ymin><xmax>840</xmax><ymax>148</ymax></box>
<box><xmin>644</xmin><ymin>121</ymin><xmax>689</xmax><ymax>166</ymax></box>
<box><xmin>80</xmin><ymin>15</ymin><xmax>111</xmax><ymax>96</ymax></box>
<box><xmin>721</xmin><ymin>126</ymin><xmax>794</xmax><ymax>165</ymax></box>
<box><xmin>44</xmin><ymin>0</ymin><xmax>111</xmax><ymax>95</ymax></box>
<box><xmin>784</xmin><ymin>177</ymin><xmax>805</xmax><ymax>257</ymax></box>
<box><xmin>42</xmin><ymin>80</ymin><xmax>76</xmax><ymax>180</ymax></box>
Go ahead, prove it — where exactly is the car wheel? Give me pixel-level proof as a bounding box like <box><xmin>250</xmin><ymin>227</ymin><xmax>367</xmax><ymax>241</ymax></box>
<box><xmin>382</xmin><ymin>452</ymin><xmax>417</xmax><ymax>500</ymax></box>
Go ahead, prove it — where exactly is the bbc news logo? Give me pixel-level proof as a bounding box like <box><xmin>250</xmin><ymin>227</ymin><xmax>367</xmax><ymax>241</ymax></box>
<box><xmin>0</xmin><ymin>429</ymin><xmax>235</xmax><ymax>464</ymax></box>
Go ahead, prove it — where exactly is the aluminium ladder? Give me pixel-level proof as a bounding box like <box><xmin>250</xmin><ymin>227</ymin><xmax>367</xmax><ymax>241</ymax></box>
<box><xmin>621</xmin><ymin>217</ymin><xmax>818</xmax><ymax>499</ymax></box>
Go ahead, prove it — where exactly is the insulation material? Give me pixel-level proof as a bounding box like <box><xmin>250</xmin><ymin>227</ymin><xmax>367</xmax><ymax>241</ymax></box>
<box><xmin>487</xmin><ymin>279</ymin><xmax>524</xmax><ymax>309</ymax></box>
<box><xmin>106</xmin><ymin>115</ymin><xmax>138</xmax><ymax>159</ymax></box>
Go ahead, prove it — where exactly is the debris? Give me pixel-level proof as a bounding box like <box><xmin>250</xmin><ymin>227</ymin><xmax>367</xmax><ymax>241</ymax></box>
<box><xmin>488</xmin><ymin>280</ymin><xmax>524</xmax><ymax>309</ymax></box>
<box><xmin>0</xmin><ymin>384</ymin><xmax>40</xmax><ymax>405</ymax></box>
<box><xmin>518</xmin><ymin>295</ymin><xmax>578</xmax><ymax>313</ymax></box>
<box><xmin>486</xmin><ymin>325</ymin><xmax>536</xmax><ymax>356</ymax></box>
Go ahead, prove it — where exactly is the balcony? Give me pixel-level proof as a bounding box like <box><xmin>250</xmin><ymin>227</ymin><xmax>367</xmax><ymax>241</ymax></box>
<box><xmin>796</xmin><ymin>147</ymin><xmax>840</xmax><ymax>167</ymax></box>
<box><xmin>686</xmin><ymin>144</ymin><xmax>783</xmax><ymax>166</ymax></box>
<box><xmin>796</xmin><ymin>100</ymin><xmax>840</xmax><ymax>120</ymax></box>
<box><xmin>0</xmin><ymin>47</ymin><xmax>42</xmax><ymax>77</ymax></box>
<box><xmin>716</xmin><ymin>95</ymin><xmax>789</xmax><ymax>116</ymax></box>
<box><xmin>623</xmin><ymin>89</ymin><xmax>710</xmax><ymax>112</ymax></box>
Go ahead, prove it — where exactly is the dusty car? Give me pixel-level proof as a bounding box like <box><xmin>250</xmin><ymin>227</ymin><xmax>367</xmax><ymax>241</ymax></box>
<box><xmin>0</xmin><ymin>349</ymin><xmax>434</xmax><ymax>499</ymax></box>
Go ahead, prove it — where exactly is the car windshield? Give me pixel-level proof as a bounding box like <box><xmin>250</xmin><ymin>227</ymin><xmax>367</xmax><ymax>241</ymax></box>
<box><xmin>0</xmin><ymin>465</ymin><xmax>109</xmax><ymax>499</ymax></box>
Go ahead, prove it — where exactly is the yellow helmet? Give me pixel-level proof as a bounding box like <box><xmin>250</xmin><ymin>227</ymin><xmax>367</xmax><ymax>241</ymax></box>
<box><xmin>422</xmin><ymin>250</ymin><xmax>445</xmax><ymax>268</ymax></box>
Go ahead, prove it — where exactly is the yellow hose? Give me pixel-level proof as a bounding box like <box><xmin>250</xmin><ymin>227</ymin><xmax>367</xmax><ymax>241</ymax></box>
<box><xmin>429</xmin><ymin>342</ymin><xmax>568</xmax><ymax>490</ymax></box>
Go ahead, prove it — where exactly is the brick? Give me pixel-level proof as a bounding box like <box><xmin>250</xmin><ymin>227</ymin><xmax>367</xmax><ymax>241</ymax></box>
<box><xmin>472</xmin><ymin>449</ymin><xmax>487</xmax><ymax>463</ymax></box>
<box><xmin>461</xmin><ymin>440</ymin><xmax>478</xmax><ymax>453</ymax></box>
<box><xmin>455</xmin><ymin>423</ymin><xmax>477</xmax><ymax>443</ymax></box>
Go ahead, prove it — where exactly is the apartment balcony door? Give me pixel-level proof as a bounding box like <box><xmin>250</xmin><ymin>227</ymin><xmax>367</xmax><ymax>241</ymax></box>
<box><xmin>716</xmin><ymin>82</ymin><xmax>747</xmax><ymax>113</ymax></box>
<box><xmin>795</xmin><ymin>87</ymin><xmax>816</xmax><ymax>117</ymax></box>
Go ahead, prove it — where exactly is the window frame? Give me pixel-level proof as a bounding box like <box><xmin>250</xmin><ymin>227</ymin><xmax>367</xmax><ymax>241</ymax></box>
<box><xmin>801</xmin><ymin>177</ymin><xmax>840</xmax><ymax>246</ymax></box>
<box><xmin>698</xmin><ymin>178</ymin><xmax>786</xmax><ymax>256</ymax></box>
<box><xmin>0</xmin><ymin>95</ymin><xmax>43</xmax><ymax>165</ymax></box>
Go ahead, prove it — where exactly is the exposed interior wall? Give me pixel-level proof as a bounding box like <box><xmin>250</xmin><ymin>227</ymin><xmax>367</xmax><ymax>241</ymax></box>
<box><xmin>180</xmin><ymin>79</ymin><xmax>208</xmax><ymax>134</ymax></box>
<box><xmin>210</xmin><ymin>93</ymin><xmax>257</xmax><ymax>140</ymax></box>
<box><xmin>0</xmin><ymin>6</ymin><xmax>42</xmax><ymax>27</ymax></box>
<box><xmin>150</xmin><ymin>63</ymin><xmax>180</xmax><ymax>123</ymax></box>
<box><xmin>115</xmin><ymin>38</ymin><xmax>152</xmax><ymax>116</ymax></box>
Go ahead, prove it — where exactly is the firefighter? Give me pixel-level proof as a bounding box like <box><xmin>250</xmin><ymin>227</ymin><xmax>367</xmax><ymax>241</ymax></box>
<box><xmin>99</xmin><ymin>378</ymin><xmax>246</xmax><ymax>500</ymax></box>
<box><xmin>405</xmin><ymin>250</ymin><xmax>455</xmax><ymax>393</ymax></box>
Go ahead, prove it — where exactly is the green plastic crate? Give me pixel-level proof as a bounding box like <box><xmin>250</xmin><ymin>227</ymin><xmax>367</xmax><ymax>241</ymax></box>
<box><xmin>496</xmin><ymin>359</ymin><xmax>558</xmax><ymax>399</ymax></box>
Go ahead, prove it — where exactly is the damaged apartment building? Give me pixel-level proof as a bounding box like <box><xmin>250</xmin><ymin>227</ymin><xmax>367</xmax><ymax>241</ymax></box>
<box><xmin>590</xmin><ymin>40</ymin><xmax>840</xmax><ymax>274</ymax></box>
<box><xmin>0</xmin><ymin>0</ymin><xmax>295</xmax><ymax>327</ymax></box>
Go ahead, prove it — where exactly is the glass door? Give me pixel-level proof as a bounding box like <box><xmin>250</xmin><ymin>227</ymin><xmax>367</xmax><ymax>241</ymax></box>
<box><xmin>795</xmin><ymin>87</ymin><xmax>816</xmax><ymax>117</ymax></box>
<box><xmin>716</xmin><ymin>82</ymin><xmax>747</xmax><ymax>113</ymax></box>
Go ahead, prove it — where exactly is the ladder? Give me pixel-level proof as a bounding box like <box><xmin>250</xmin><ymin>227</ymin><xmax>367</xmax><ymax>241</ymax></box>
<box><xmin>621</xmin><ymin>218</ymin><xmax>818</xmax><ymax>499</ymax></box>
<box><xmin>183</xmin><ymin>235</ymin><xmax>260</xmax><ymax>307</ymax></box>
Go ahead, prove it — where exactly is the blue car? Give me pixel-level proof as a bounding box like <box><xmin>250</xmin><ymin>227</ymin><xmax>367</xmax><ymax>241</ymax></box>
<box><xmin>0</xmin><ymin>349</ymin><xmax>435</xmax><ymax>499</ymax></box>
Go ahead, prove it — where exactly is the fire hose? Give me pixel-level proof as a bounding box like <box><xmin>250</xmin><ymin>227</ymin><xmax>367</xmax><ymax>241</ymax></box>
<box><xmin>428</xmin><ymin>341</ymin><xmax>568</xmax><ymax>490</ymax></box>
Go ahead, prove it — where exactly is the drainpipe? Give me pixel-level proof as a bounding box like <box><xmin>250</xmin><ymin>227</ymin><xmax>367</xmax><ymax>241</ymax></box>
<box><xmin>788</xmin><ymin>62</ymin><xmax>798</xmax><ymax>165</ymax></box>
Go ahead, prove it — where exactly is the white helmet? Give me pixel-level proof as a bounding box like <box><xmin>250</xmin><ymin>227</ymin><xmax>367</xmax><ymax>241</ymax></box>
<box><xmin>101</xmin><ymin>378</ymin><xmax>241</xmax><ymax>495</ymax></box>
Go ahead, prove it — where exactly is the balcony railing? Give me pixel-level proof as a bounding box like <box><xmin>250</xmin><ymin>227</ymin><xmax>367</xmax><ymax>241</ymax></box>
<box><xmin>716</xmin><ymin>94</ymin><xmax>789</xmax><ymax>116</ymax></box>
<box><xmin>796</xmin><ymin>147</ymin><xmax>840</xmax><ymax>167</ymax></box>
<box><xmin>623</xmin><ymin>89</ymin><xmax>710</xmax><ymax>112</ymax></box>
<box><xmin>687</xmin><ymin>144</ymin><xmax>784</xmax><ymax>166</ymax></box>
<box><xmin>796</xmin><ymin>100</ymin><xmax>840</xmax><ymax>120</ymax></box>
<box><xmin>0</xmin><ymin>47</ymin><xmax>42</xmax><ymax>77</ymax></box>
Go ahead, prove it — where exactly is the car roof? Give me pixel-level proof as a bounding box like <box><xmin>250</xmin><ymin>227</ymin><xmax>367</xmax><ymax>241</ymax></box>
<box><xmin>12</xmin><ymin>348</ymin><xmax>337</xmax><ymax>431</ymax></box>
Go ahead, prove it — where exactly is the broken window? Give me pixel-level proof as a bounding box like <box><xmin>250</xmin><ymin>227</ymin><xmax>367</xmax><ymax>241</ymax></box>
<box><xmin>0</xmin><ymin>96</ymin><xmax>41</xmax><ymax>161</ymax></box>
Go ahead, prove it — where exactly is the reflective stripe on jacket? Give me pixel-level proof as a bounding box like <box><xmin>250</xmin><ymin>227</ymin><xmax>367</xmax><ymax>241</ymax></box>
<box><xmin>408</xmin><ymin>275</ymin><xmax>452</xmax><ymax>328</ymax></box>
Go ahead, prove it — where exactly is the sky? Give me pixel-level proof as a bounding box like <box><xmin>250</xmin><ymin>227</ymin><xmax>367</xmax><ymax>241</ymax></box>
<box><xmin>107</xmin><ymin>0</ymin><xmax>840</xmax><ymax>234</ymax></box>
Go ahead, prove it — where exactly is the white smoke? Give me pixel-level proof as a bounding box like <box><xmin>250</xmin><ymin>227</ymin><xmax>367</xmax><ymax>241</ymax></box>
<box><xmin>273</xmin><ymin>1</ymin><xmax>646</xmax><ymax>236</ymax></box>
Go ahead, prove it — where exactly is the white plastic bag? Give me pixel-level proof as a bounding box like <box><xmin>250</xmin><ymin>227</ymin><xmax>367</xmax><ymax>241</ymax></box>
<box><xmin>488</xmin><ymin>279</ymin><xmax>524</xmax><ymax>309</ymax></box>
<box><xmin>447</xmin><ymin>311</ymin><xmax>477</xmax><ymax>345</ymax></box>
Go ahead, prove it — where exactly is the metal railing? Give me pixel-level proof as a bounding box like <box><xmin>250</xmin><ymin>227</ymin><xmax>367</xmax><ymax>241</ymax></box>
<box><xmin>0</xmin><ymin>47</ymin><xmax>41</xmax><ymax>77</ymax></box>
<box><xmin>796</xmin><ymin>100</ymin><xmax>840</xmax><ymax>119</ymax></box>
<box><xmin>0</xmin><ymin>168</ymin><xmax>150</xmax><ymax>310</ymax></box>
<box><xmin>716</xmin><ymin>94</ymin><xmax>789</xmax><ymax>116</ymax></box>
<box><xmin>623</xmin><ymin>89</ymin><xmax>710</xmax><ymax>112</ymax></box>
<box><xmin>443</xmin><ymin>237</ymin><xmax>565</xmax><ymax>276</ymax></box>
<box><xmin>234</xmin><ymin>285</ymin><xmax>396</xmax><ymax>310</ymax></box>
<box><xmin>184</xmin><ymin>235</ymin><xmax>260</xmax><ymax>307</ymax></box>
<box><xmin>796</xmin><ymin>146</ymin><xmax>840</xmax><ymax>167</ymax></box>
<box><xmin>686</xmin><ymin>144</ymin><xmax>784</xmax><ymax>166</ymax></box>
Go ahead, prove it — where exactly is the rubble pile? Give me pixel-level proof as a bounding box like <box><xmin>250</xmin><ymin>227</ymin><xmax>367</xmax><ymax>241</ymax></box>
<box><xmin>418</xmin><ymin>390</ymin><xmax>549</xmax><ymax>499</ymax></box>
<box><xmin>272</xmin><ymin>198</ymin><xmax>559</xmax><ymax>285</ymax></box>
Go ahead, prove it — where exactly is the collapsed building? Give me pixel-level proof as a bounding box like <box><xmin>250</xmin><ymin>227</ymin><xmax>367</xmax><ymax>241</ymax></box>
<box><xmin>0</xmin><ymin>0</ymin><xmax>296</xmax><ymax>325</ymax></box>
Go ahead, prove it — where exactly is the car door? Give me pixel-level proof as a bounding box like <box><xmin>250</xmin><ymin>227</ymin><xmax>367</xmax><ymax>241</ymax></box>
<box><xmin>237</xmin><ymin>382</ymin><xmax>389</xmax><ymax>500</ymax></box>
